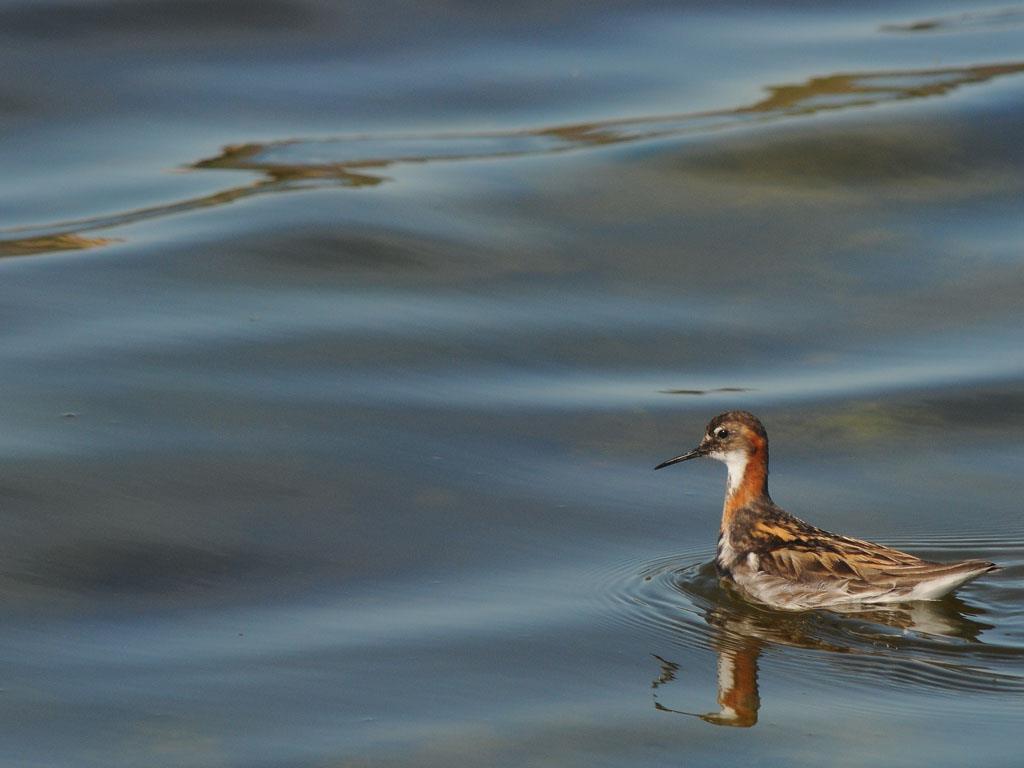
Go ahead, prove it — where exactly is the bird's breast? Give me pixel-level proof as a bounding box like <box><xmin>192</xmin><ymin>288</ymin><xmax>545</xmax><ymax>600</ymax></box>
<box><xmin>717</xmin><ymin>529</ymin><xmax>743</xmax><ymax>574</ymax></box>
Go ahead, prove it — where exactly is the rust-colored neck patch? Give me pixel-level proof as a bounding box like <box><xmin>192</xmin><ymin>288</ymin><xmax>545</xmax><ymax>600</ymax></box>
<box><xmin>722</xmin><ymin>433</ymin><xmax>770</xmax><ymax>528</ymax></box>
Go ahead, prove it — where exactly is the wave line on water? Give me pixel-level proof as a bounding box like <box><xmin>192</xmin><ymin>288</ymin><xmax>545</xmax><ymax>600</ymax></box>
<box><xmin>3</xmin><ymin>60</ymin><xmax>1024</xmax><ymax>256</ymax></box>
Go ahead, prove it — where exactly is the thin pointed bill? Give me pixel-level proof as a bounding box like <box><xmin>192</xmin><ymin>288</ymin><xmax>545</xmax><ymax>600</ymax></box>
<box><xmin>654</xmin><ymin>445</ymin><xmax>708</xmax><ymax>470</ymax></box>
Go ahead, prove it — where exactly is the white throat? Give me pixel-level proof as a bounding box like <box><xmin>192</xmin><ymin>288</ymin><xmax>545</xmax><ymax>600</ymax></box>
<box><xmin>710</xmin><ymin>449</ymin><xmax>749</xmax><ymax>496</ymax></box>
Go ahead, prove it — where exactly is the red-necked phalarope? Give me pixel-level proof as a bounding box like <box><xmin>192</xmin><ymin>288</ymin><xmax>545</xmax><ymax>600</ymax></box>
<box><xmin>655</xmin><ymin>411</ymin><xmax>997</xmax><ymax>610</ymax></box>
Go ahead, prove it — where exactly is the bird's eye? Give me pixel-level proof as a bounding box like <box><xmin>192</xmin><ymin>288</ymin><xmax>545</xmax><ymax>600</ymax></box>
<box><xmin>714</xmin><ymin>428</ymin><xmax>729</xmax><ymax>439</ymax></box>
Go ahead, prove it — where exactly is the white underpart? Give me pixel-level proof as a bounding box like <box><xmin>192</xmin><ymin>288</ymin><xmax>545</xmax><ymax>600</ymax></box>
<box><xmin>733</xmin><ymin>563</ymin><xmax>992</xmax><ymax>610</ymax></box>
<box><xmin>709</xmin><ymin>449</ymin><xmax>749</xmax><ymax>496</ymax></box>
<box><xmin>717</xmin><ymin>530</ymin><xmax>738</xmax><ymax>571</ymax></box>
<box><xmin>710</xmin><ymin>447</ymin><xmax>750</xmax><ymax>572</ymax></box>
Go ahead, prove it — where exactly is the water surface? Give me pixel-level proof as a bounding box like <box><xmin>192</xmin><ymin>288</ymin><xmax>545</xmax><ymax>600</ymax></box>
<box><xmin>0</xmin><ymin>1</ymin><xmax>1022</xmax><ymax>766</ymax></box>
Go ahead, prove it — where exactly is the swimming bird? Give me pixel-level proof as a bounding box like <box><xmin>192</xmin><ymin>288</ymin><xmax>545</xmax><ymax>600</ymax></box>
<box><xmin>655</xmin><ymin>411</ymin><xmax>996</xmax><ymax>610</ymax></box>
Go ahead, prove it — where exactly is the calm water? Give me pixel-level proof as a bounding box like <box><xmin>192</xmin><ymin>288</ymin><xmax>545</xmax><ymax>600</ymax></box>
<box><xmin>1</xmin><ymin>1</ymin><xmax>1023</xmax><ymax>765</ymax></box>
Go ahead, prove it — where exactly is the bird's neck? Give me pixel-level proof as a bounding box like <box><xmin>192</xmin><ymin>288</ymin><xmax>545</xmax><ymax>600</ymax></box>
<box><xmin>720</xmin><ymin>443</ymin><xmax>770</xmax><ymax>530</ymax></box>
<box><xmin>710</xmin><ymin>645</ymin><xmax>760</xmax><ymax>727</ymax></box>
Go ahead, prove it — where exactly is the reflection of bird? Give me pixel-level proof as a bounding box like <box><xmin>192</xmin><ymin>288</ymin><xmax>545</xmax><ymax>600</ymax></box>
<box><xmin>652</xmin><ymin>580</ymin><xmax>993</xmax><ymax>727</ymax></box>
<box><xmin>700</xmin><ymin>641</ymin><xmax>760</xmax><ymax>727</ymax></box>
<box><xmin>655</xmin><ymin>411</ymin><xmax>997</xmax><ymax>609</ymax></box>
<box><xmin>651</xmin><ymin>645</ymin><xmax>761</xmax><ymax>727</ymax></box>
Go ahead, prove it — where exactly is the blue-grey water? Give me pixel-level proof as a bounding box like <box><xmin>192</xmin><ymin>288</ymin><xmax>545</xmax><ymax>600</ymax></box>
<box><xmin>1</xmin><ymin>1</ymin><xmax>1022</xmax><ymax>765</ymax></box>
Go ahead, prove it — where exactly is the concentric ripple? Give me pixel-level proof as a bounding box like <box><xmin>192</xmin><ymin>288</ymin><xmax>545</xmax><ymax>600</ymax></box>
<box><xmin>598</xmin><ymin>539</ymin><xmax>1024</xmax><ymax>721</ymax></box>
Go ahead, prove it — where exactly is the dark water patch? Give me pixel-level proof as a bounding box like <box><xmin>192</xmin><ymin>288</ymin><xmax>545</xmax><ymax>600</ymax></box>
<box><xmin>671</xmin><ymin>125</ymin><xmax>992</xmax><ymax>192</ymax></box>
<box><xmin>12</xmin><ymin>541</ymin><xmax>276</xmax><ymax>598</ymax></box>
<box><xmin>660</xmin><ymin>387</ymin><xmax>752</xmax><ymax>395</ymax></box>
<box><xmin>882</xmin><ymin>6</ymin><xmax>1024</xmax><ymax>34</ymax></box>
<box><xmin>764</xmin><ymin>386</ymin><xmax>1024</xmax><ymax>449</ymax></box>
<box><xmin>206</xmin><ymin>226</ymin><xmax>530</xmax><ymax>288</ymax></box>
<box><xmin>0</xmin><ymin>0</ymin><xmax>318</xmax><ymax>41</ymax></box>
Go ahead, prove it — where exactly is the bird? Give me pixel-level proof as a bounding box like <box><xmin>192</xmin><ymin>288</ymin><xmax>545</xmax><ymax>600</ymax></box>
<box><xmin>655</xmin><ymin>411</ymin><xmax>997</xmax><ymax>610</ymax></box>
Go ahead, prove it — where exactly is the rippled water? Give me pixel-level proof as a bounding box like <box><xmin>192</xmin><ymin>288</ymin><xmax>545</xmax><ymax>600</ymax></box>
<box><xmin>1</xmin><ymin>1</ymin><xmax>1022</xmax><ymax>765</ymax></box>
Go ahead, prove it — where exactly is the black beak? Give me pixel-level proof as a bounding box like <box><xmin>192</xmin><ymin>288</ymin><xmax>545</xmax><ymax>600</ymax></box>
<box><xmin>654</xmin><ymin>445</ymin><xmax>708</xmax><ymax>470</ymax></box>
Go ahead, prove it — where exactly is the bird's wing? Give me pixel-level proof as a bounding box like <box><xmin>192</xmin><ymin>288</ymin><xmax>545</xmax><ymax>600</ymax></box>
<box><xmin>755</xmin><ymin>531</ymin><xmax>924</xmax><ymax>583</ymax></box>
<box><xmin>754</xmin><ymin>532</ymin><xmax>995</xmax><ymax>604</ymax></box>
<box><xmin>731</xmin><ymin>505</ymin><xmax>996</xmax><ymax>606</ymax></box>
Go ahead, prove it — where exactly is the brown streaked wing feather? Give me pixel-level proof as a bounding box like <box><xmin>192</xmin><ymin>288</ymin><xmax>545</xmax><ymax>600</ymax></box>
<box><xmin>758</xmin><ymin>534</ymin><xmax>993</xmax><ymax>597</ymax></box>
<box><xmin>737</xmin><ymin>504</ymin><xmax>995</xmax><ymax>603</ymax></box>
<box><xmin>756</xmin><ymin>532</ymin><xmax>928</xmax><ymax>585</ymax></box>
<box><xmin>748</xmin><ymin>512</ymin><xmax>922</xmax><ymax>578</ymax></box>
